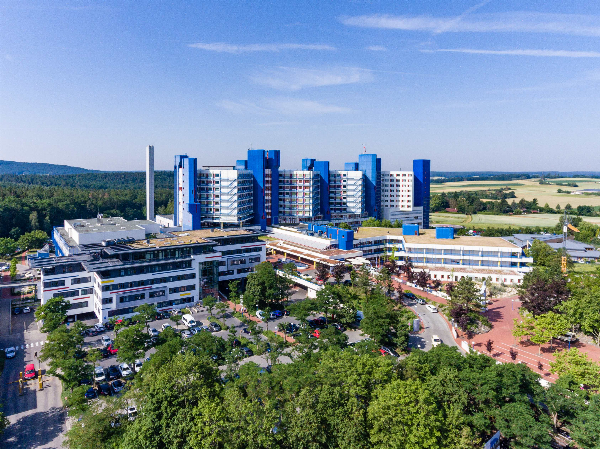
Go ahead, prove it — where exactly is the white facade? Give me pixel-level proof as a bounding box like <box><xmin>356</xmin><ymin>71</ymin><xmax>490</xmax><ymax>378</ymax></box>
<box><xmin>146</xmin><ymin>145</ymin><xmax>155</xmax><ymax>221</ymax></box>
<box><xmin>380</xmin><ymin>171</ymin><xmax>421</xmax><ymax>224</ymax></box>
<box><xmin>198</xmin><ymin>169</ymin><xmax>253</xmax><ymax>224</ymax></box>
<box><xmin>329</xmin><ymin>170</ymin><xmax>365</xmax><ymax>219</ymax></box>
<box><xmin>278</xmin><ymin>170</ymin><xmax>320</xmax><ymax>223</ymax></box>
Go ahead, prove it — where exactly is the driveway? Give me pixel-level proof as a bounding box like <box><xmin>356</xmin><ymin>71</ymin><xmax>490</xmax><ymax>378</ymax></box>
<box><xmin>404</xmin><ymin>297</ymin><xmax>458</xmax><ymax>352</ymax></box>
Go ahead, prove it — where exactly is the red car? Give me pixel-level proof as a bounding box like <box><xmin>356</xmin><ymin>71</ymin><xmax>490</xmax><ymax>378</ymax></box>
<box><xmin>24</xmin><ymin>363</ymin><xmax>36</xmax><ymax>380</ymax></box>
<box><xmin>312</xmin><ymin>329</ymin><xmax>321</xmax><ymax>339</ymax></box>
<box><xmin>107</xmin><ymin>344</ymin><xmax>118</xmax><ymax>355</ymax></box>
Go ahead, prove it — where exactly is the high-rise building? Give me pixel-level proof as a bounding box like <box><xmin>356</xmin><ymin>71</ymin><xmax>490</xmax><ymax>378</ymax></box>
<box><xmin>413</xmin><ymin>159</ymin><xmax>431</xmax><ymax>229</ymax></box>
<box><xmin>174</xmin><ymin>155</ymin><xmax>201</xmax><ymax>230</ymax></box>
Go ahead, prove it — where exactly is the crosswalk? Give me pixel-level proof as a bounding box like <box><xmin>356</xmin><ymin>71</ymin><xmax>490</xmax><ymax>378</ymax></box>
<box><xmin>1</xmin><ymin>341</ymin><xmax>46</xmax><ymax>351</ymax></box>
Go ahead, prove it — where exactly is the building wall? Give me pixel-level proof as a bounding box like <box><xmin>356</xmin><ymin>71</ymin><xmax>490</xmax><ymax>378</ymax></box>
<box><xmin>313</xmin><ymin>161</ymin><xmax>330</xmax><ymax>221</ymax></box>
<box><xmin>278</xmin><ymin>170</ymin><xmax>320</xmax><ymax>224</ymax></box>
<box><xmin>174</xmin><ymin>155</ymin><xmax>201</xmax><ymax>230</ymax></box>
<box><xmin>359</xmin><ymin>154</ymin><xmax>381</xmax><ymax>219</ymax></box>
<box><xmin>380</xmin><ymin>171</ymin><xmax>415</xmax><ymax>222</ymax></box>
<box><xmin>413</xmin><ymin>159</ymin><xmax>430</xmax><ymax>228</ymax></box>
<box><xmin>40</xmin><ymin>266</ymin><xmax>95</xmax><ymax>317</ymax></box>
<box><xmin>198</xmin><ymin>169</ymin><xmax>253</xmax><ymax>224</ymax></box>
<box><xmin>329</xmin><ymin>170</ymin><xmax>365</xmax><ymax>219</ymax></box>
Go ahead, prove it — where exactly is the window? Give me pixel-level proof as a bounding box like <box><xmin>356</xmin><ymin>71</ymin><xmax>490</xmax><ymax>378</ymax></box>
<box><xmin>80</xmin><ymin>288</ymin><xmax>94</xmax><ymax>295</ymax></box>
<box><xmin>119</xmin><ymin>293</ymin><xmax>146</xmax><ymax>303</ymax></box>
<box><xmin>53</xmin><ymin>289</ymin><xmax>79</xmax><ymax>298</ymax></box>
<box><xmin>102</xmin><ymin>297</ymin><xmax>113</xmax><ymax>304</ymax></box>
<box><xmin>169</xmin><ymin>284</ymin><xmax>196</xmax><ymax>294</ymax></box>
<box><xmin>71</xmin><ymin>276</ymin><xmax>91</xmax><ymax>285</ymax></box>
<box><xmin>69</xmin><ymin>301</ymin><xmax>89</xmax><ymax>310</ymax></box>
<box><xmin>149</xmin><ymin>290</ymin><xmax>166</xmax><ymax>298</ymax></box>
<box><xmin>44</xmin><ymin>280</ymin><xmax>65</xmax><ymax>288</ymax></box>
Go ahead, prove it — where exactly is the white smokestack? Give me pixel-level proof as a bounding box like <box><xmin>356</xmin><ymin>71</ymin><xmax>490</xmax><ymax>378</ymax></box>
<box><xmin>146</xmin><ymin>145</ymin><xmax>155</xmax><ymax>221</ymax></box>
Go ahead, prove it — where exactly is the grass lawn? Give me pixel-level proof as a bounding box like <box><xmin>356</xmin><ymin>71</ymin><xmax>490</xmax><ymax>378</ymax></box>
<box><xmin>431</xmin><ymin>178</ymin><xmax>600</xmax><ymax>209</ymax></box>
<box><xmin>571</xmin><ymin>263</ymin><xmax>600</xmax><ymax>273</ymax></box>
<box><xmin>431</xmin><ymin>212</ymin><xmax>563</xmax><ymax>228</ymax></box>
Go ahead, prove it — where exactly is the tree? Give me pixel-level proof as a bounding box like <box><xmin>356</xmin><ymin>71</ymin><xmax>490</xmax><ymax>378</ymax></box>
<box><xmin>228</xmin><ymin>279</ymin><xmax>241</xmax><ymax>312</ymax></box>
<box><xmin>17</xmin><ymin>230</ymin><xmax>48</xmax><ymax>251</ymax></box>
<box><xmin>361</xmin><ymin>291</ymin><xmax>396</xmax><ymax>344</ymax></box>
<box><xmin>114</xmin><ymin>323</ymin><xmax>148</xmax><ymax>366</ymax></box>
<box><xmin>518</xmin><ymin>268</ymin><xmax>570</xmax><ymax>316</ymax></box>
<box><xmin>214</xmin><ymin>302</ymin><xmax>229</xmax><ymax>324</ymax></box>
<box><xmin>9</xmin><ymin>258</ymin><xmax>17</xmax><ymax>280</ymax></box>
<box><xmin>526</xmin><ymin>239</ymin><xmax>562</xmax><ymax>269</ymax></box>
<box><xmin>331</xmin><ymin>263</ymin><xmax>346</xmax><ymax>284</ymax></box>
<box><xmin>509</xmin><ymin>348</ymin><xmax>518</xmax><ymax>360</ymax></box>
<box><xmin>277</xmin><ymin>322</ymin><xmax>288</xmax><ymax>343</ymax></box>
<box><xmin>550</xmin><ymin>348</ymin><xmax>600</xmax><ymax>388</ymax></box>
<box><xmin>315</xmin><ymin>263</ymin><xmax>330</xmax><ymax>283</ymax></box>
<box><xmin>35</xmin><ymin>296</ymin><xmax>70</xmax><ymax>333</ymax></box>
<box><xmin>0</xmin><ymin>237</ymin><xmax>17</xmax><ymax>256</ymax></box>
<box><xmin>570</xmin><ymin>393</ymin><xmax>600</xmax><ymax>449</ymax></box>
<box><xmin>242</xmin><ymin>261</ymin><xmax>287</xmax><ymax>311</ymax></box>
<box><xmin>485</xmin><ymin>339</ymin><xmax>493</xmax><ymax>353</ymax></box>
<box><xmin>133</xmin><ymin>303</ymin><xmax>156</xmax><ymax>334</ymax></box>
<box><xmin>376</xmin><ymin>267</ymin><xmax>394</xmax><ymax>297</ymax></box>
<box><xmin>532</xmin><ymin>311</ymin><xmax>570</xmax><ymax>352</ymax></box>
<box><xmin>447</xmin><ymin>277</ymin><xmax>481</xmax><ymax>327</ymax></box>
<box><xmin>169</xmin><ymin>314</ymin><xmax>182</xmax><ymax>329</ymax></box>
<box><xmin>203</xmin><ymin>295</ymin><xmax>218</xmax><ymax>317</ymax></box>
<box><xmin>560</xmin><ymin>275</ymin><xmax>600</xmax><ymax>345</ymax></box>
<box><xmin>86</xmin><ymin>348</ymin><xmax>103</xmax><ymax>380</ymax></box>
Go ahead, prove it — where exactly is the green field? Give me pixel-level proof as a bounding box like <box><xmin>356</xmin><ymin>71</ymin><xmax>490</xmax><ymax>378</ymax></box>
<box><xmin>431</xmin><ymin>212</ymin><xmax>564</xmax><ymax>228</ymax></box>
<box><xmin>431</xmin><ymin>178</ymin><xmax>600</xmax><ymax>209</ymax></box>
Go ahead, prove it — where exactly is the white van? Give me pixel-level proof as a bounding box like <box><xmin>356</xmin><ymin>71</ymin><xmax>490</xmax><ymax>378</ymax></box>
<box><xmin>182</xmin><ymin>314</ymin><xmax>197</xmax><ymax>328</ymax></box>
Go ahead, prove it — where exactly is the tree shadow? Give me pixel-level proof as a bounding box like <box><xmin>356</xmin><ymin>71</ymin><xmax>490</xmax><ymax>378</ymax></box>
<box><xmin>1</xmin><ymin>406</ymin><xmax>66</xmax><ymax>449</ymax></box>
<box><xmin>483</xmin><ymin>306</ymin><xmax>504</xmax><ymax>323</ymax></box>
<box><xmin>408</xmin><ymin>334</ymin><xmax>427</xmax><ymax>351</ymax></box>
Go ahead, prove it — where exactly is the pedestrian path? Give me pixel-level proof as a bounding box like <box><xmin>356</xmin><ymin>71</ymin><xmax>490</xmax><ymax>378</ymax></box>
<box><xmin>0</xmin><ymin>340</ymin><xmax>46</xmax><ymax>351</ymax></box>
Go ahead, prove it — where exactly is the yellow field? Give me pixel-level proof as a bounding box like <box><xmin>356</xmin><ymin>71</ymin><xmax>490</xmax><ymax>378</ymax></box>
<box><xmin>430</xmin><ymin>212</ymin><xmax>563</xmax><ymax>228</ymax></box>
<box><xmin>431</xmin><ymin>178</ymin><xmax>600</xmax><ymax>209</ymax></box>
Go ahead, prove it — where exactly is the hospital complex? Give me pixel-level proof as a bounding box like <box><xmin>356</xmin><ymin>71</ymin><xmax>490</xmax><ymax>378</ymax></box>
<box><xmin>31</xmin><ymin>147</ymin><xmax>533</xmax><ymax>322</ymax></box>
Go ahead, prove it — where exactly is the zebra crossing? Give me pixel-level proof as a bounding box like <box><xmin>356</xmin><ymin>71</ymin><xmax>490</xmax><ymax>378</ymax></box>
<box><xmin>1</xmin><ymin>340</ymin><xmax>45</xmax><ymax>352</ymax></box>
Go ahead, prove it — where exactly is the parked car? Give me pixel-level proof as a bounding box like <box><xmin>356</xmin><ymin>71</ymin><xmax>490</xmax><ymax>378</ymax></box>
<box><xmin>256</xmin><ymin>310</ymin><xmax>266</xmax><ymax>320</ymax></box>
<box><xmin>111</xmin><ymin>379</ymin><xmax>125</xmax><ymax>394</ymax></box>
<box><xmin>425</xmin><ymin>304</ymin><xmax>438</xmax><ymax>313</ymax></box>
<box><xmin>94</xmin><ymin>366</ymin><xmax>106</xmax><ymax>383</ymax></box>
<box><xmin>180</xmin><ymin>330</ymin><xmax>192</xmax><ymax>339</ymax></box>
<box><xmin>100</xmin><ymin>348</ymin><xmax>110</xmax><ymax>358</ymax></box>
<box><xmin>161</xmin><ymin>323</ymin><xmax>172</xmax><ymax>332</ymax></box>
<box><xmin>380</xmin><ymin>346</ymin><xmax>399</xmax><ymax>357</ymax></box>
<box><xmin>312</xmin><ymin>329</ymin><xmax>321</xmax><ymax>338</ymax></box>
<box><xmin>101</xmin><ymin>335</ymin><xmax>113</xmax><ymax>347</ymax></box>
<box><xmin>13</xmin><ymin>307</ymin><xmax>22</xmax><ymax>315</ymax></box>
<box><xmin>4</xmin><ymin>347</ymin><xmax>16</xmax><ymax>359</ymax></box>
<box><xmin>416</xmin><ymin>298</ymin><xmax>426</xmax><ymax>305</ymax></box>
<box><xmin>106</xmin><ymin>344</ymin><xmax>118</xmax><ymax>355</ymax></box>
<box><xmin>94</xmin><ymin>323</ymin><xmax>106</xmax><ymax>332</ymax></box>
<box><xmin>241</xmin><ymin>347</ymin><xmax>253</xmax><ymax>357</ymax></box>
<box><xmin>24</xmin><ymin>363</ymin><xmax>36</xmax><ymax>380</ymax></box>
<box><xmin>558</xmin><ymin>332</ymin><xmax>578</xmax><ymax>343</ymax></box>
<box><xmin>84</xmin><ymin>387</ymin><xmax>98</xmax><ymax>399</ymax></box>
<box><xmin>127</xmin><ymin>406</ymin><xmax>138</xmax><ymax>421</ymax></box>
<box><xmin>118</xmin><ymin>363</ymin><xmax>132</xmax><ymax>378</ymax></box>
<box><xmin>269</xmin><ymin>311</ymin><xmax>279</xmax><ymax>320</ymax></box>
<box><xmin>199</xmin><ymin>326</ymin><xmax>211</xmax><ymax>332</ymax></box>
<box><xmin>134</xmin><ymin>359</ymin><xmax>143</xmax><ymax>372</ymax></box>
<box><xmin>23</xmin><ymin>306</ymin><xmax>31</xmax><ymax>313</ymax></box>
<box><xmin>431</xmin><ymin>335</ymin><xmax>441</xmax><ymax>347</ymax></box>
<box><xmin>107</xmin><ymin>365</ymin><xmax>121</xmax><ymax>381</ymax></box>
<box><xmin>285</xmin><ymin>323</ymin><xmax>299</xmax><ymax>333</ymax></box>
<box><xmin>104</xmin><ymin>322</ymin><xmax>115</xmax><ymax>331</ymax></box>
<box><xmin>98</xmin><ymin>383</ymin><xmax>112</xmax><ymax>396</ymax></box>
<box><xmin>404</xmin><ymin>292</ymin><xmax>416</xmax><ymax>299</ymax></box>
<box><xmin>272</xmin><ymin>310</ymin><xmax>283</xmax><ymax>318</ymax></box>
<box><xmin>208</xmin><ymin>322</ymin><xmax>221</xmax><ymax>332</ymax></box>
<box><xmin>148</xmin><ymin>327</ymin><xmax>159</xmax><ymax>337</ymax></box>
<box><xmin>232</xmin><ymin>338</ymin><xmax>241</xmax><ymax>348</ymax></box>
<box><xmin>332</xmin><ymin>323</ymin><xmax>346</xmax><ymax>332</ymax></box>
<box><xmin>189</xmin><ymin>326</ymin><xmax>202</xmax><ymax>335</ymax></box>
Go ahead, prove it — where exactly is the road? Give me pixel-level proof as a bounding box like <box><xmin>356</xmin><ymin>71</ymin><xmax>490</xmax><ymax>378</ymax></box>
<box><xmin>1</xmin><ymin>286</ymin><xmax>66</xmax><ymax>449</ymax></box>
<box><xmin>404</xmin><ymin>297</ymin><xmax>459</xmax><ymax>352</ymax></box>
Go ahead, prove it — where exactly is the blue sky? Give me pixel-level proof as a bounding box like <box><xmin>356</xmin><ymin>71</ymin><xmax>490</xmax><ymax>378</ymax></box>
<box><xmin>1</xmin><ymin>1</ymin><xmax>600</xmax><ymax>172</ymax></box>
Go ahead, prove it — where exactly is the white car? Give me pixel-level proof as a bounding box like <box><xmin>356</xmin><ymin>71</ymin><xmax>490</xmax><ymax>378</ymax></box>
<box><xmin>425</xmin><ymin>304</ymin><xmax>438</xmax><ymax>313</ymax></box>
<box><xmin>180</xmin><ymin>330</ymin><xmax>192</xmax><ymax>339</ymax></box>
<box><xmin>134</xmin><ymin>359</ymin><xmax>143</xmax><ymax>372</ymax></box>
<box><xmin>101</xmin><ymin>335</ymin><xmax>112</xmax><ymax>347</ymax></box>
<box><xmin>94</xmin><ymin>323</ymin><xmax>106</xmax><ymax>332</ymax></box>
<box><xmin>94</xmin><ymin>366</ymin><xmax>106</xmax><ymax>382</ymax></box>
<box><xmin>431</xmin><ymin>335</ymin><xmax>442</xmax><ymax>348</ymax></box>
<box><xmin>118</xmin><ymin>363</ymin><xmax>132</xmax><ymax>377</ymax></box>
<box><xmin>161</xmin><ymin>323</ymin><xmax>171</xmax><ymax>331</ymax></box>
<box><xmin>4</xmin><ymin>347</ymin><xmax>16</xmax><ymax>359</ymax></box>
<box><xmin>148</xmin><ymin>327</ymin><xmax>159</xmax><ymax>337</ymax></box>
<box><xmin>127</xmin><ymin>406</ymin><xmax>138</xmax><ymax>421</ymax></box>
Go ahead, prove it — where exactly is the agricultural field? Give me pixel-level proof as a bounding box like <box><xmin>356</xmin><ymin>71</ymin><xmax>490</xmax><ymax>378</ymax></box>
<box><xmin>431</xmin><ymin>178</ymin><xmax>600</xmax><ymax>209</ymax></box>
<box><xmin>431</xmin><ymin>212</ymin><xmax>600</xmax><ymax>229</ymax></box>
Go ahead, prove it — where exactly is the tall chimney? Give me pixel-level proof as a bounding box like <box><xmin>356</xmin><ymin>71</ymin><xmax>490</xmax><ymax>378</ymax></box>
<box><xmin>146</xmin><ymin>145</ymin><xmax>155</xmax><ymax>221</ymax></box>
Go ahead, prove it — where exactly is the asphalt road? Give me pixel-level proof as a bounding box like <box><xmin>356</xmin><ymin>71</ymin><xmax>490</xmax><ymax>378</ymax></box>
<box><xmin>404</xmin><ymin>297</ymin><xmax>459</xmax><ymax>352</ymax></box>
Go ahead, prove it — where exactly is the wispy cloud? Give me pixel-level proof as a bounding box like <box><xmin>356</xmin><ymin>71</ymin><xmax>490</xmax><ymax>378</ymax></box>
<box><xmin>365</xmin><ymin>45</ymin><xmax>387</xmax><ymax>52</ymax></box>
<box><xmin>340</xmin><ymin>12</ymin><xmax>600</xmax><ymax>37</ymax></box>
<box><xmin>217</xmin><ymin>97</ymin><xmax>353</xmax><ymax>115</ymax></box>
<box><xmin>189</xmin><ymin>42</ymin><xmax>335</xmax><ymax>53</ymax></box>
<box><xmin>250</xmin><ymin>67</ymin><xmax>372</xmax><ymax>91</ymax></box>
<box><xmin>426</xmin><ymin>48</ymin><xmax>600</xmax><ymax>58</ymax></box>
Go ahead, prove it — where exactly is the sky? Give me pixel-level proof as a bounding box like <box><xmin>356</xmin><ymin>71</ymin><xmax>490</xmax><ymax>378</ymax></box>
<box><xmin>1</xmin><ymin>1</ymin><xmax>600</xmax><ymax>172</ymax></box>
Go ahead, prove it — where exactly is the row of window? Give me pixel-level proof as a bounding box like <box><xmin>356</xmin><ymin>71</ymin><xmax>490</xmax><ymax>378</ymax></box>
<box><xmin>71</xmin><ymin>276</ymin><xmax>91</xmax><ymax>285</ymax></box>
<box><xmin>220</xmin><ymin>268</ymin><xmax>254</xmax><ymax>276</ymax></box>
<box><xmin>69</xmin><ymin>301</ymin><xmax>89</xmax><ymax>310</ymax></box>
<box><xmin>220</xmin><ymin>247</ymin><xmax>263</xmax><ymax>257</ymax></box>
<box><xmin>168</xmin><ymin>284</ymin><xmax>196</xmax><ymax>294</ymax></box>
<box><xmin>119</xmin><ymin>293</ymin><xmax>146</xmax><ymax>303</ymax></box>
<box><xmin>53</xmin><ymin>288</ymin><xmax>93</xmax><ymax>299</ymax></box>
<box><xmin>101</xmin><ymin>273</ymin><xmax>196</xmax><ymax>292</ymax></box>
<box><xmin>99</xmin><ymin>260</ymin><xmax>192</xmax><ymax>280</ymax></box>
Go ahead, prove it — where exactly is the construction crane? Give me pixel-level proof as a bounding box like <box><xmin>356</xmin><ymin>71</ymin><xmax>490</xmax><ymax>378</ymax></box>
<box><xmin>562</xmin><ymin>211</ymin><xmax>579</xmax><ymax>273</ymax></box>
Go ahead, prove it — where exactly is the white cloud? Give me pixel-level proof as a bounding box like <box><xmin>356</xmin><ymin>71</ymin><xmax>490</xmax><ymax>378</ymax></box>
<box><xmin>365</xmin><ymin>45</ymin><xmax>387</xmax><ymax>52</ymax></box>
<box><xmin>189</xmin><ymin>42</ymin><xmax>335</xmax><ymax>53</ymax></box>
<box><xmin>250</xmin><ymin>66</ymin><xmax>372</xmax><ymax>91</ymax></box>
<box><xmin>340</xmin><ymin>12</ymin><xmax>600</xmax><ymax>37</ymax></box>
<box><xmin>427</xmin><ymin>48</ymin><xmax>600</xmax><ymax>58</ymax></box>
<box><xmin>217</xmin><ymin>97</ymin><xmax>353</xmax><ymax>115</ymax></box>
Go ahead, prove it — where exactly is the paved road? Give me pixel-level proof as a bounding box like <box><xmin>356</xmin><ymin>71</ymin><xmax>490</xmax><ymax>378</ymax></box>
<box><xmin>1</xmin><ymin>286</ymin><xmax>65</xmax><ymax>449</ymax></box>
<box><xmin>404</xmin><ymin>297</ymin><xmax>459</xmax><ymax>352</ymax></box>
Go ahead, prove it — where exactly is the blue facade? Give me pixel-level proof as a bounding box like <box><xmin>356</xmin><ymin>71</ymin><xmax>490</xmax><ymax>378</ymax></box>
<box><xmin>313</xmin><ymin>160</ymin><xmax>330</xmax><ymax>222</ymax></box>
<box><xmin>403</xmin><ymin>224</ymin><xmax>419</xmax><ymax>236</ymax></box>
<box><xmin>436</xmin><ymin>227</ymin><xmax>454</xmax><ymax>239</ymax></box>
<box><xmin>246</xmin><ymin>149</ymin><xmax>280</xmax><ymax>230</ymax></box>
<box><xmin>308</xmin><ymin>224</ymin><xmax>354</xmax><ymax>250</ymax></box>
<box><xmin>174</xmin><ymin>155</ymin><xmax>202</xmax><ymax>231</ymax></box>
<box><xmin>302</xmin><ymin>158</ymin><xmax>315</xmax><ymax>171</ymax></box>
<box><xmin>235</xmin><ymin>160</ymin><xmax>247</xmax><ymax>170</ymax></box>
<box><xmin>359</xmin><ymin>154</ymin><xmax>381</xmax><ymax>219</ymax></box>
<box><xmin>413</xmin><ymin>159</ymin><xmax>431</xmax><ymax>228</ymax></box>
<box><xmin>344</xmin><ymin>162</ymin><xmax>359</xmax><ymax>171</ymax></box>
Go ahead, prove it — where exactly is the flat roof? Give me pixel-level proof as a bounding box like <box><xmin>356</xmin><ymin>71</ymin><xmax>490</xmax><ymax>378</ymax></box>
<box><xmin>66</xmin><ymin>217</ymin><xmax>151</xmax><ymax>233</ymax></box>
<box><xmin>356</xmin><ymin>227</ymin><xmax>519</xmax><ymax>248</ymax></box>
<box><xmin>126</xmin><ymin>229</ymin><xmax>257</xmax><ymax>249</ymax></box>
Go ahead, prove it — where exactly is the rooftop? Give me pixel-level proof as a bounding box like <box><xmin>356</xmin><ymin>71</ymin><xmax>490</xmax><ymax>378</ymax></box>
<box><xmin>355</xmin><ymin>227</ymin><xmax>404</xmax><ymax>238</ymax></box>
<box><xmin>66</xmin><ymin>217</ymin><xmax>154</xmax><ymax>234</ymax></box>
<box><xmin>126</xmin><ymin>229</ymin><xmax>255</xmax><ymax>249</ymax></box>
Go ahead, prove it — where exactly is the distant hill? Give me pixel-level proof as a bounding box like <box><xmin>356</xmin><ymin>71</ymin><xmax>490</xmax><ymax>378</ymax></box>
<box><xmin>0</xmin><ymin>160</ymin><xmax>98</xmax><ymax>175</ymax></box>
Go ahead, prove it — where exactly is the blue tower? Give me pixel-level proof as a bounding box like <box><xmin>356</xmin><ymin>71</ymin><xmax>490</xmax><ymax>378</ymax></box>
<box><xmin>313</xmin><ymin>160</ymin><xmax>330</xmax><ymax>222</ymax></box>
<box><xmin>174</xmin><ymin>155</ymin><xmax>202</xmax><ymax>231</ymax></box>
<box><xmin>413</xmin><ymin>159</ymin><xmax>431</xmax><ymax>228</ymax></box>
<box><xmin>246</xmin><ymin>149</ymin><xmax>280</xmax><ymax>230</ymax></box>
<box><xmin>359</xmin><ymin>154</ymin><xmax>381</xmax><ymax>219</ymax></box>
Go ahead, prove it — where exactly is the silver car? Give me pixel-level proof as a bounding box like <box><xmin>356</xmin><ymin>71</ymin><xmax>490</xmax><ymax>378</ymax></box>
<box><xmin>94</xmin><ymin>366</ymin><xmax>106</xmax><ymax>382</ymax></box>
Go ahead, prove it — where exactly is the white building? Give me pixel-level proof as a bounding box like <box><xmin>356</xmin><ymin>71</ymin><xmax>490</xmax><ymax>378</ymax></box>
<box><xmin>380</xmin><ymin>171</ymin><xmax>423</xmax><ymax>226</ymax></box>
<box><xmin>198</xmin><ymin>168</ymin><xmax>254</xmax><ymax>225</ymax></box>
<box><xmin>278</xmin><ymin>170</ymin><xmax>321</xmax><ymax>224</ymax></box>
<box><xmin>329</xmin><ymin>170</ymin><xmax>365</xmax><ymax>221</ymax></box>
<box><xmin>37</xmin><ymin>219</ymin><xmax>266</xmax><ymax>322</ymax></box>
